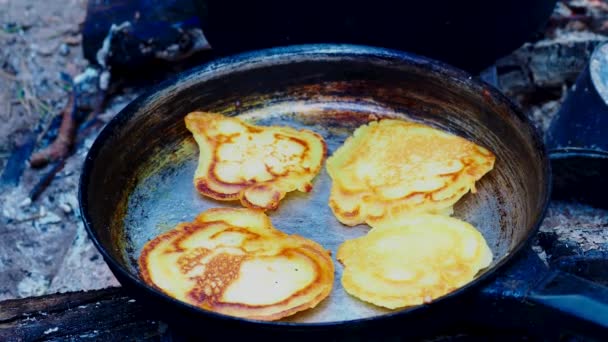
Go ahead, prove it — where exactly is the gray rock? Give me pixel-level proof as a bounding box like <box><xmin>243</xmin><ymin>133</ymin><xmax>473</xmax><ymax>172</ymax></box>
<box><xmin>59</xmin><ymin>43</ymin><xmax>70</xmax><ymax>56</ymax></box>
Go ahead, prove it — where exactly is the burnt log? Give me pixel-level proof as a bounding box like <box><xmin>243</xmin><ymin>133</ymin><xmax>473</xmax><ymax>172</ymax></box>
<box><xmin>497</xmin><ymin>31</ymin><xmax>608</xmax><ymax>95</ymax></box>
<box><xmin>0</xmin><ymin>288</ymin><xmax>164</xmax><ymax>341</ymax></box>
<box><xmin>82</xmin><ymin>0</ymin><xmax>210</xmax><ymax>77</ymax></box>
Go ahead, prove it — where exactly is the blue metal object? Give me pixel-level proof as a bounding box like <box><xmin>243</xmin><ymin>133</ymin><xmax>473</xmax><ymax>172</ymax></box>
<box><xmin>547</xmin><ymin>42</ymin><xmax>608</xmax><ymax>208</ymax></box>
<box><xmin>480</xmin><ymin>248</ymin><xmax>608</xmax><ymax>337</ymax></box>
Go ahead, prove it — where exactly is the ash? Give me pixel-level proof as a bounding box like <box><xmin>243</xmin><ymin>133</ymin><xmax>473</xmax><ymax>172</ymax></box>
<box><xmin>0</xmin><ymin>0</ymin><xmax>131</xmax><ymax>300</ymax></box>
<box><xmin>1</xmin><ymin>0</ymin><xmax>608</xmax><ymax>300</ymax></box>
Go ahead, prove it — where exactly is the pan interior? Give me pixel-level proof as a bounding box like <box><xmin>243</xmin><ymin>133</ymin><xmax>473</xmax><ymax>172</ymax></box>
<box><xmin>121</xmin><ymin>101</ymin><xmax>510</xmax><ymax>323</ymax></box>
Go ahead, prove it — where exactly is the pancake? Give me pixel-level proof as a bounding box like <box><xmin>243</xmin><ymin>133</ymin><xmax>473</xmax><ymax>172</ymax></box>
<box><xmin>185</xmin><ymin>112</ymin><xmax>326</xmax><ymax>210</ymax></box>
<box><xmin>326</xmin><ymin>119</ymin><xmax>495</xmax><ymax>226</ymax></box>
<box><xmin>337</xmin><ymin>213</ymin><xmax>493</xmax><ymax>309</ymax></box>
<box><xmin>139</xmin><ymin>208</ymin><xmax>334</xmax><ymax>321</ymax></box>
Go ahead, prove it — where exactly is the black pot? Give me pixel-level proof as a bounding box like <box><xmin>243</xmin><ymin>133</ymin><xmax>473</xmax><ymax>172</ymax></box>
<box><xmin>201</xmin><ymin>0</ymin><xmax>558</xmax><ymax>72</ymax></box>
<box><xmin>547</xmin><ymin>41</ymin><xmax>608</xmax><ymax>208</ymax></box>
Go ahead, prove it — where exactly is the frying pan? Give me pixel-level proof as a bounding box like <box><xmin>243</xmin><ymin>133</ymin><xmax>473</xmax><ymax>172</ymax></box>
<box><xmin>79</xmin><ymin>45</ymin><xmax>608</xmax><ymax>340</ymax></box>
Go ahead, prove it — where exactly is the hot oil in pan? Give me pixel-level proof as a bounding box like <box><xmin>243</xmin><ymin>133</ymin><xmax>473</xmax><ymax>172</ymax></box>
<box><xmin>122</xmin><ymin>104</ymin><xmax>507</xmax><ymax>323</ymax></box>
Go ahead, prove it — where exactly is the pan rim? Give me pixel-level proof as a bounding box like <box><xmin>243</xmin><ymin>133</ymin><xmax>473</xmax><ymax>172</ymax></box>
<box><xmin>78</xmin><ymin>43</ymin><xmax>552</xmax><ymax>329</ymax></box>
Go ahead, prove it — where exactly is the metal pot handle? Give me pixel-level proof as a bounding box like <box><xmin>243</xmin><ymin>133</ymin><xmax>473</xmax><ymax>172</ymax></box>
<box><xmin>527</xmin><ymin>269</ymin><xmax>608</xmax><ymax>334</ymax></box>
<box><xmin>473</xmin><ymin>248</ymin><xmax>608</xmax><ymax>339</ymax></box>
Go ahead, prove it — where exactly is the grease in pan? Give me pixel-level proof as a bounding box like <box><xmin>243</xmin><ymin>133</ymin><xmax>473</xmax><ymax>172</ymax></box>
<box><xmin>337</xmin><ymin>213</ymin><xmax>493</xmax><ymax>309</ymax></box>
<box><xmin>185</xmin><ymin>112</ymin><xmax>326</xmax><ymax>210</ymax></box>
<box><xmin>326</xmin><ymin>119</ymin><xmax>495</xmax><ymax>226</ymax></box>
<box><xmin>139</xmin><ymin>208</ymin><xmax>334</xmax><ymax>321</ymax></box>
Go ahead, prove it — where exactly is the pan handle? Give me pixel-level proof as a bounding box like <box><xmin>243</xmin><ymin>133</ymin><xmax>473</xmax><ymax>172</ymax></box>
<box><xmin>526</xmin><ymin>269</ymin><xmax>608</xmax><ymax>335</ymax></box>
<box><xmin>473</xmin><ymin>248</ymin><xmax>608</xmax><ymax>339</ymax></box>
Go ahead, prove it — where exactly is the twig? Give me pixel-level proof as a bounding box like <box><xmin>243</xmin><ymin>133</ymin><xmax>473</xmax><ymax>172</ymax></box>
<box><xmin>0</xmin><ymin>133</ymin><xmax>37</xmax><ymax>186</ymax></box>
<box><xmin>29</xmin><ymin>90</ymin><xmax>76</xmax><ymax>168</ymax></box>
<box><xmin>21</xmin><ymin>80</ymin><xmax>49</xmax><ymax>115</ymax></box>
<box><xmin>25</xmin><ymin>75</ymin><xmax>109</xmax><ymax>199</ymax></box>
<box><xmin>26</xmin><ymin>112</ymin><xmax>108</xmax><ymax>201</ymax></box>
<box><xmin>28</xmin><ymin>160</ymin><xmax>65</xmax><ymax>201</ymax></box>
<box><xmin>12</xmin><ymin>213</ymin><xmax>46</xmax><ymax>224</ymax></box>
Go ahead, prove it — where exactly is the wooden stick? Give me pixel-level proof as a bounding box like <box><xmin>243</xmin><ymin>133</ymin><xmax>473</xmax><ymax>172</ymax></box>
<box><xmin>30</xmin><ymin>91</ymin><xmax>76</xmax><ymax>168</ymax></box>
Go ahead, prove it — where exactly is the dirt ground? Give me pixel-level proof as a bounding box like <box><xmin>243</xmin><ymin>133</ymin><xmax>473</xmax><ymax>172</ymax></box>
<box><xmin>0</xmin><ymin>0</ymin><xmax>123</xmax><ymax>300</ymax></box>
<box><xmin>1</xmin><ymin>0</ymin><xmax>607</xmax><ymax>302</ymax></box>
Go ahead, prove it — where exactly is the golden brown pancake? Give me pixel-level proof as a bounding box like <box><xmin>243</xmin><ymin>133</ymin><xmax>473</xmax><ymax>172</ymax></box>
<box><xmin>185</xmin><ymin>112</ymin><xmax>326</xmax><ymax>210</ymax></box>
<box><xmin>337</xmin><ymin>213</ymin><xmax>492</xmax><ymax>309</ymax></box>
<box><xmin>139</xmin><ymin>208</ymin><xmax>334</xmax><ymax>321</ymax></box>
<box><xmin>326</xmin><ymin>119</ymin><xmax>495</xmax><ymax>226</ymax></box>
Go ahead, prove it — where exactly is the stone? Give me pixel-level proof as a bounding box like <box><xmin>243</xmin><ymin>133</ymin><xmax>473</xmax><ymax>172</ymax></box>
<box><xmin>31</xmin><ymin>40</ymin><xmax>59</xmax><ymax>56</ymax></box>
<box><xmin>58</xmin><ymin>43</ymin><xmax>70</xmax><ymax>56</ymax></box>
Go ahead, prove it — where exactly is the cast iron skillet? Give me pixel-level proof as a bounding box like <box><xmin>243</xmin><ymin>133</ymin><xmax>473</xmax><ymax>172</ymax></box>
<box><xmin>79</xmin><ymin>45</ymin><xmax>606</xmax><ymax>340</ymax></box>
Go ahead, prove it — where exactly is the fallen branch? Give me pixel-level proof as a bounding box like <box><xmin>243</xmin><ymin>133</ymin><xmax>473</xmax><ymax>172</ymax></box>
<box><xmin>29</xmin><ymin>90</ymin><xmax>76</xmax><ymax>168</ymax></box>
<box><xmin>28</xmin><ymin>161</ymin><xmax>65</xmax><ymax>201</ymax></box>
